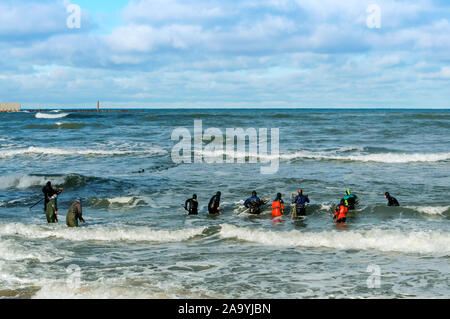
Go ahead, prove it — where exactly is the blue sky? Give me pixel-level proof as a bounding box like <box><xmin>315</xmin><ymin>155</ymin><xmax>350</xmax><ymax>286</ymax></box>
<box><xmin>0</xmin><ymin>0</ymin><xmax>449</xmax><ymax>108</ymax></box>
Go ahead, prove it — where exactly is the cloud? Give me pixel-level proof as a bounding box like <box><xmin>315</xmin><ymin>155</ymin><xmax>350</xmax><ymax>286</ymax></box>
<box><xmin>1</xmin><ymin>0</ymin><xmax>449</xmax><ymax>108</ymax></box>
<box><xmin>0</xmin><ymin>0</ymin><xmax>94</xmax><ymax>42</ymax></box>
<box><xmin>123</xmin><ymin>0</ymin><xmax>228</xmax><ymax>23</ymax></box>
<box><xmin>105</xmin><ymin>24</ymin><xmax>205</xmax><ymax>53</ymax></box>
<box><xmin>422</xmin><ymin>66</ymin><xmax>450</xmax><ymax>79</ymax></box>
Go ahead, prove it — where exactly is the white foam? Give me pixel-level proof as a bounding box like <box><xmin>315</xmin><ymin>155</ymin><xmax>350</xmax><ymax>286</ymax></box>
<box><xmin>193</xmin><ymin>149</ymin><xmax>450</xmax><ymax>163</ymax></box>
<box><xmin>108</xmin><ymin>197</ymin><xmax>138</xmax><ymax>204</ymax></box>
<box><xmin>32</xmin><ymin>283</ymin><xmax>152</xmax><ymax>299</ymax></box>
<box><xmin>0</xmin><ymin>240</ymin><xmax>65</xmax><ymax>263</ymax></box>
<box><xmin>0</xmin><ymin>223</ymin><xmax>206</xmax><ymax>243</ymax></box>
<box><xmin>31</xmin><ymin>278</ymin><xmax>225</xmax><ymax>299</ymax></box>
<box><xmin>35</xmin><ymin>112</ymin><xmax>69</xmax><ymax>119</ymax></box>
<box><xmin>0</xmin><ymin>146</ymin><xmax>168</xmax><ymax>158</ymax></box>
<box><xmin>406</xmin><ymin>206</ymin><xmax>450</xmax><ymax>216</ymax></box>
<box><xmin>0</xmin><ymin>174</ymin><xmax>66</xmax><ymax>190</ymax></box>
<box><xmin>219</xmin><ymin>224</ymin><xmax>450</xmax><ymax>255</ymax></box>
<box><xmin>336</xmin><ymin>146</ymin><xmax>365</xmax><ymax>152</ymax></box>
<box><xmin>320</xmin><ymin>203</ymin><xmax>333</xmax><ymax>211</ymax></box>
<box><xmin>280</xmin><ymin>151</ymin><xmax>450</xmax><ymax>163</ymax></box>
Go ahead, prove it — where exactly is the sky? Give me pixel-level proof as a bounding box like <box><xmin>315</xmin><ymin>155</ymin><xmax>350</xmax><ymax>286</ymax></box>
<box><xmin>0</xmin><ymin>0</ymin><xmax>449</xmax><ymax>109</ymax></box>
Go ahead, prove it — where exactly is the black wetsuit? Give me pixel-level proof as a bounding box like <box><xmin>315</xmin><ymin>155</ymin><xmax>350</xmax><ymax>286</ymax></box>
<box><xmin>42</xmin><ymin>185</ymin><xmax>58</xmax><ymax>212</ymax></box>
<box><xmin>248</xmin><ymin>201</ymin><xmax>262</xmax><ymax>215</ymax></box>
<box><xmin>387</xmin><ymin>195</ymin><xmax>400</xmax><ymax>207</ymax></box>
<box><xmin>244</xmin><ymin>196</ymin><xmax>264</xmax><ymax>215</ymax></box>
<box><xmin>344</xmin><ymin>194</ymin><xmax>358</xmax><ymax>210</ymax></box>
<box><xmin>208</xmin><ymin>195</ymin><xmax>221</xmax><ymax>214</ymax></box>
<box><xmin>185</xmin><ymin>198</ymin><xmax>198</xmax><ymax>215</ymax></box>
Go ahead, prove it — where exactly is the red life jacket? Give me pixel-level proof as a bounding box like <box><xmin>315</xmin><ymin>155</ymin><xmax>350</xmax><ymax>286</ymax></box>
<box><xmin>272</xmin><ymin>200</ymin><xmax>284</xmax><ymax>217</ymax></box>
<box><xmin>334</xmin><ymin>205</ymin><xmax>348</xmax><ymax>220</ymax></box>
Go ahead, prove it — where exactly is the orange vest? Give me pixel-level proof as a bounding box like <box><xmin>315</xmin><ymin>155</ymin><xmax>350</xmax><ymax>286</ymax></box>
<box><xmin>272</xmin><ymin>201</ymin><xmax>284</xmax><ymax>217</ymax></box>
<box><xmin>335</xmin><ymin>205</ymin><xmax>348</xmax><ymax>220</ymax></box>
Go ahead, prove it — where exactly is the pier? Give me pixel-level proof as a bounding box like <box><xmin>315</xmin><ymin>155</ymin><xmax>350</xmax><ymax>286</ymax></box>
<box><xmin>0</xmin><ymin>103</ymin><xmax>21</xmax><ymax>112</ymax></box>
<box><xmin>25</xmin><ymin>101</ymin><xmax>144</xmax><ymax>113</ymax></box>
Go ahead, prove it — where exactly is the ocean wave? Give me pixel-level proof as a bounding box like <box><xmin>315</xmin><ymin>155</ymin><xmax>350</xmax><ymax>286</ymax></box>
<box><xmin>405</xmin><ymin>206</ymin><xmax>450</xmax><ymax>216</ymax></box>
<box><xmin>0</xmin><ymin>223</ymin><xmax>207</xmax><ymax>243</ymax></box>
<box><xmin>30</xmin><ymin>278</ymin><xmax>225</xmax><ymax>299</ymax></box>
<box><xmin>31</xmin><ymin>283</ymin><xmax>161</xmax><ymax>299</ymax></box>
<box><xmin>297</xmin><ymin>203</ymin><xmax>449</xmax><ymax>217</ymax></box>
<box><xmin>194</xmin><ymin>149</ymin><xmax>450</xmax><ymax>163</ymax></box>
<box><xmin>0</xmin><ymin>240</ymin><xmax>64</xmax><ymax>263</ymax></box>
<box><xmin>0</xmin><ymin>146</ymin><xmax>168</xmax><ymax>158</ymax></box>
<box><xmin>35</xmin><ymin>112</ymin><xmax>69</xmax><ymax>119</ymax></box>
<box><xmin>280</xmin><ymin>151</ymin><xmax>450</xmax><ymax>163</ymax></box>
<box><xmin>218</xmin><ymin>224</ymin><xmax>450</xmax><ymax>255</ymax></box>
<box><xmin>0</xmin><ymin>174</ymin><xmax>66</xmax><ymax>190</ymax></box>
<box><xmin>88</xmin><ymin>196</ymin><xmax>147</xmax><ymax>209</ymax></box>
<box><xmin>25</xmin><ymin>123</ymin><xmax>86</xmax><ymax>130</ymax></box>
<box><xmin>0</xmin><ymin>173</ymin><xmax>110</xmax><ymax>190</ymax></box>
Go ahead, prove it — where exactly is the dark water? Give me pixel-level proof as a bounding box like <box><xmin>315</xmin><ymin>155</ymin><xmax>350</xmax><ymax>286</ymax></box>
<box><xmin>0</xmin><ymin>109</ymin><xmax>449</xmax><ymax>298</ymax></box>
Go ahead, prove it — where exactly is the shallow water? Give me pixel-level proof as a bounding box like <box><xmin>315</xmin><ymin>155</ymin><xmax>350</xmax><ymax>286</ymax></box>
<box><xmin>0</xmin><ymin>109</ymin><xmax>449</xmax><ymax>298</ymax></box>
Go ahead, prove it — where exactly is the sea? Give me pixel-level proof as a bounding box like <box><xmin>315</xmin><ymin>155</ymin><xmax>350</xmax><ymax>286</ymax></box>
<box><xmin>0</xmin><ymin>109</ymin><xmax>449</xmax><ymax>299</ymax></box>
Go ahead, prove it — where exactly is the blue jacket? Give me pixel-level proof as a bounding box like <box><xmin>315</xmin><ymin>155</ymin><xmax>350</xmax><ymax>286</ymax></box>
<box><xmin>292</xmin><ymin>195</ymin><xmax>310</xmax><ymax>207</ymax></box>
<box><xmin>244</xmin><ymin>196</ymin><xmax>262</xmax><ymax>208</ymax></box>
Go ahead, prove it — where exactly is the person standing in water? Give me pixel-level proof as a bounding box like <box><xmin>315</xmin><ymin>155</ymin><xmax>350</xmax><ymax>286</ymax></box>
<box><xmin>385</xmin><ymin>192</ymin><xmax>400</xmax><ymax>206</ymax></box>
<box><xmin>184</xmin><ymin>194</ymin><xmax>199</xmax><ymax>215</ymax></box>
<box><xmin>271</xmin><ymin>193</ymin><xmax>285</xmax><ymax>218</ymax></box>
<box><xmin>43</xmin><ymin>181</ymin><xmax>63</xmax><ymax>223</ymax></box>
<box><xmin>66</xmin><ymin>199</ymin><xmax>85</xmax><ymax>227</ymax></box>
<box><xmin>291</xmin><ymin>189</ymin><xmax>310</xmax><ymax>217</ymax></box>
<box><xmin>244</xmin><ymin>191</ymin><xmax>269</xmax><ymax>215</ymax></box>
<box><xmin>42</xmin><ymin>181</ymin><xmax>63</xmax><ymax>213</ymax></box>
<box><xmin>208</xmin><ymin>192</ymin><xmax>222</xmax><ymax>215</ymax></box>
<box><xmin>45</xmin><ymin>193</ymin><xmax>59</xmax><ymax>223</ymax></box>
<box><xmin>333</xmin><ymin>199</ymin><xmax>349</xmax><ymax>224</ymax></box>
<box><xmin>344</xmin><ymin>189</ymin><xmax>358</xmax><ymax>210</ymax></box>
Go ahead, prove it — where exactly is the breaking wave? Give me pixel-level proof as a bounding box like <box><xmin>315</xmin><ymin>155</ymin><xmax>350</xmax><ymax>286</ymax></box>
<box><xmin>0</xmin><ymin>174</ymin><xmax>110</xmax><ymax>190</ymax></box>
<box><xmin>0</xmin><ymin>146</ymin><xmax>168</xmax><ymax>158</ymax></box>
<box><xmin>405</xmin><ymin>206</ymin><xmax>450</xmax><ymax>216</ymax></box>
<box><xmin>88</xmin><ymin>196</ymin><xmax>147</xmax><ymax>209</ymax></box>
<box><xmin>0</xmin><ymin>223</ymin><xmax>207</xmax><ymax>243</ymax></box>
<box><xmin>0</xmin><ymin>174</ymin><xmax>66</xmax><ymax>190</ymax></box>
<box><xmin>218</xmin><ymin>224</ymin><xmax>450</xmax><ymax>255</ymax></box>
<box><xmin>0</xmin><ymin>240</ymin><xmax>65</xmax><ymax>263</ymax></box>
<box><xmin>193</xmin><ymin>149</ymin><xmax>450</xmax><ymax>164</ymax></box>
<box><xmin>35</xmin><ymin>113</ymin><xmax>69</xmax><ymax>119</ymax></box>
<box><xmin>280</xmin><ymin>151</ymin><xmax>450</xmax><ymax>163</ymax></box>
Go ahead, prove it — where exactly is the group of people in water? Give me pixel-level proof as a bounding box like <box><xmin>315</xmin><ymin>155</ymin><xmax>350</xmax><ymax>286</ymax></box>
<box><xmin>41</xmin><ymin>180</ymin><xmax>400</xmax><ymax>227</ymax></box>
<box><xmin>184</xmin><ymin>188</ymin><xmax>400</xmax><ymax>224</ymax></box>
